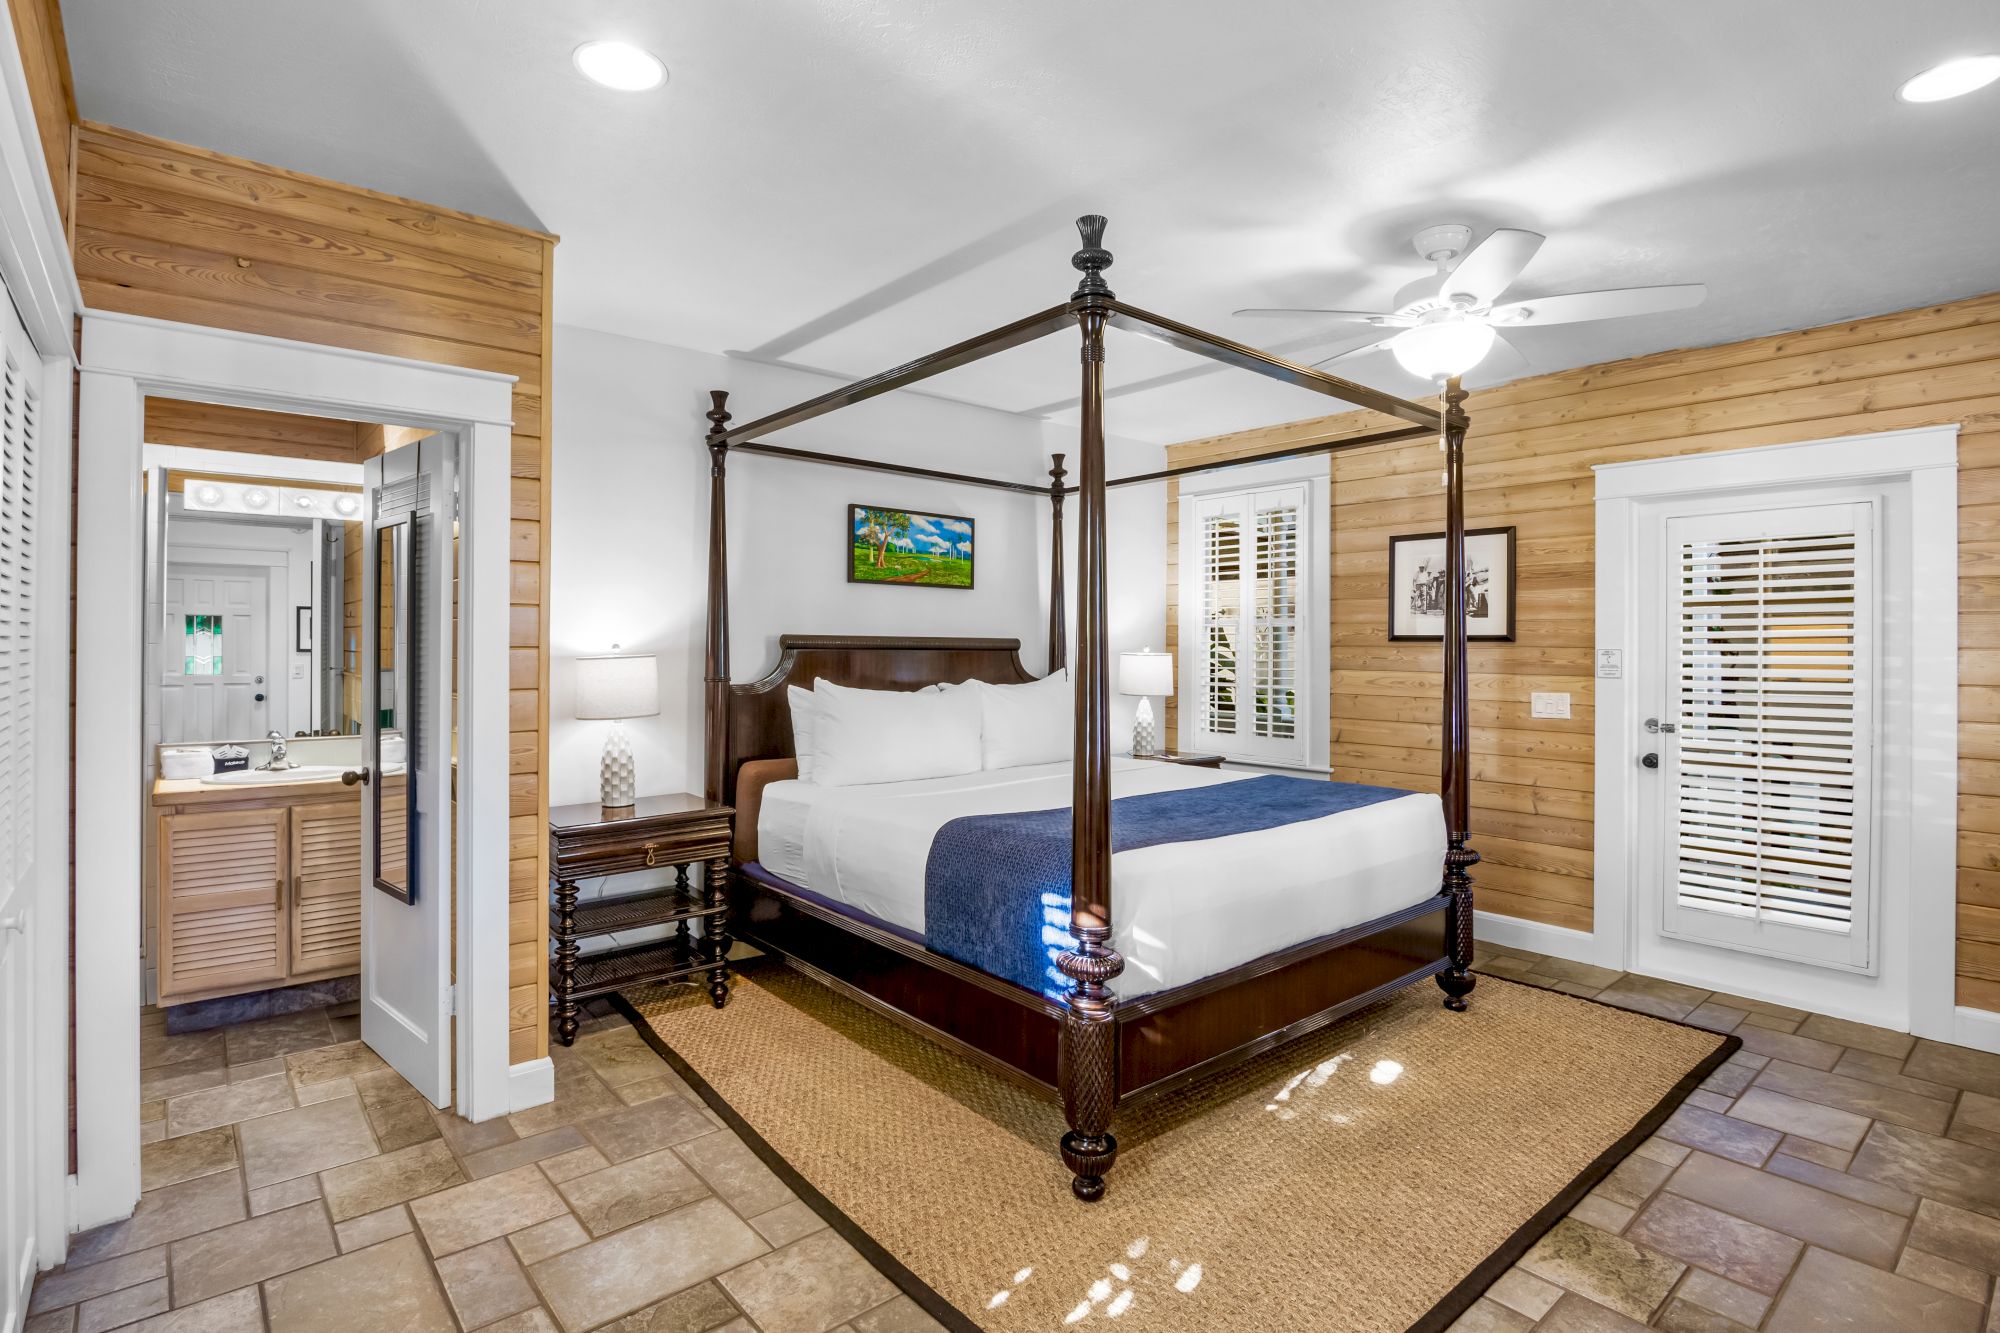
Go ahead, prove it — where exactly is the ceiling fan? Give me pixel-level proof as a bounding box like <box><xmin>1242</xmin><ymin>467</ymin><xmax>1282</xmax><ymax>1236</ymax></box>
<box><xmin>1235</xmin><ymin>224</ymin><xmax>1706</xmax><ymax>381</ymax></box>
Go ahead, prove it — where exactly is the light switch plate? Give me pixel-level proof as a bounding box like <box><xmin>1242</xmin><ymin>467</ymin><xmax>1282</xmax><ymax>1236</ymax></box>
<box><xmin>291</xmin><ymin>662</ymin><xmax>306</xmax><ymax>680</ymax></box>
<box><xmin>1531</xmin><ymin>691</ymin><xmax>1571</xmax><ymax>720</ymax></box>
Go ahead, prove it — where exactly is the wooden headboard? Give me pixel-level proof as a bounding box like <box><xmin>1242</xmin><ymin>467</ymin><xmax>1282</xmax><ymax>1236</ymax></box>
<box><xmin>722</xmin><ymin>634</ymin><xmax>1035</xmax><ymax>805</ymax></box>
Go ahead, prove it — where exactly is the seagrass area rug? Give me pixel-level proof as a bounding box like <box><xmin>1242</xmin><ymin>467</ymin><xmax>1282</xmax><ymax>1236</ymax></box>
<box><xmin>619</xmin><ymin>965</ymin><xmax>1731</xmax><ymax>1333</ymax></box>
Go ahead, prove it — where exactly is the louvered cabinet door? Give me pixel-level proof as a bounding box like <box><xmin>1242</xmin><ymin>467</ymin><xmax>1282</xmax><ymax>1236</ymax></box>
<box><xmin>292</xmin><ymin>801</ymin><xmax>362</xmax><ymax>975</ymax></box>
<box><xmin>157</xmin><ymin>807</ymin><xmax>289</xmax><ymax>1001</ymax></box>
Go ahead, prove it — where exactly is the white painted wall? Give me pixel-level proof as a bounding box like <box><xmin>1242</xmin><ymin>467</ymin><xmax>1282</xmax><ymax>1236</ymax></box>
<box><xmin>550</xmin><ymin>324</ymin><xmax>1167</xmax><ymax>811</ymax></box>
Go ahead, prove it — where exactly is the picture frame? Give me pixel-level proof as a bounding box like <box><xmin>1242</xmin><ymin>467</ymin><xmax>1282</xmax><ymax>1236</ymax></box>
<box><xmin>1387</xmin><ymin>526</ymin><xmax>1516</xmax><ymax>642</ymax></box>
<box><xmin>847</xmin><ymin>504</ymin><xmax>976</xmax><ymax>590</ymax></box>
<box><xmin>294</xmin><ymin>605</ymin><xmax>314</xmax><ymax>653</ymax></box>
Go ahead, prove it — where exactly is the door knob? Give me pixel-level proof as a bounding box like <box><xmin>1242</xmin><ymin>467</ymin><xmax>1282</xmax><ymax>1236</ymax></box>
<box><xmin>341</xmin><ymin>767</ymin><xmax>372</xmax><ymax>787</ymax></box>
<box><xmin>0</xmin><ymin>912</ymin><xmax>24</xmax><ymax>935</ymax></box>
<box><xmin>254</xmin><ymin>693</ymin><xmax>266</xmax><ymax>703</ymax></box>
<box><xmin>1640</xmin><ymin>752</ymin><xmax>1660</xmax><ymax>769</ymax></box>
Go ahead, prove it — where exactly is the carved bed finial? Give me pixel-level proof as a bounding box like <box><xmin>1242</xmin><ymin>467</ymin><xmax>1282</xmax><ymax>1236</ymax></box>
<box><xmin>1071</xmin><ymin>215</ymin><xmax>1114</xmax><ymax>300</ymax></box>
<box><xmin>706</xmin><ymin>389</ymin><xmax>732</xmax><ymax>439</ymax></box>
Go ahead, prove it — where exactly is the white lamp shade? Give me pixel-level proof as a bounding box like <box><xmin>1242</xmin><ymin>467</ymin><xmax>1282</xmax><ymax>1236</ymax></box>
<box><xmin>1119</xmin><ymin>650</ymin><xmax>1175</xmax><ymax>697</ymax></box>
<box><xmin>574</xmin><ymin>654</ymin><xmax>659</xmax><ymax>720</ymax></box>
<box><xmin>1391</xmin><ymin>319</ymin><xmax>1495</xmax><ymax>380</ymax></box>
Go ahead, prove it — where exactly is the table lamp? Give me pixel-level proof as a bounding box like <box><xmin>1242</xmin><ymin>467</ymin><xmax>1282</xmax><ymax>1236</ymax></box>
<box><xmin>1119</xmin><ymin>648</ymin><xmax>1174</xmax><ymax>757</ymax></box>
<box><xmin>575</xmin><ymin>648</ymin><xmax>659</xmax><ymax>811</ymax></box>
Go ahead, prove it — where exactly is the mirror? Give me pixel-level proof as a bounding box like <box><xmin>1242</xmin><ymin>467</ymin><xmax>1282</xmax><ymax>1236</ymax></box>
<box><xmin>373</xmin><ymin>519</ymin><xmax>413</xmax><ymax>901</ymax></box>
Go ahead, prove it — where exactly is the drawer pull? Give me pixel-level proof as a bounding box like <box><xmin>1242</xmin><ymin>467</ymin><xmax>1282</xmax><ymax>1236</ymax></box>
<box><xmin>644</xmin><ymin>844</ymin><xmax>659</xmax><ymax>867</ymax></box>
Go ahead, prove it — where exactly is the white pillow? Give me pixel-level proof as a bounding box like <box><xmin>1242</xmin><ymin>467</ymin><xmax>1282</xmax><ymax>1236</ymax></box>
<box><xmin>977</xmin><ymin>671</ymin><xmax>1072</xmax><ymax>770</ymax></box>
<box><xmin>787</xmin><ymin>685</ymin><xmax>819</xmax><ymax>782</ymax></box>
<box><xmin>810</xmin><ymin>678</ymin><xmax>983</xmax><ymax>786</ymax></box>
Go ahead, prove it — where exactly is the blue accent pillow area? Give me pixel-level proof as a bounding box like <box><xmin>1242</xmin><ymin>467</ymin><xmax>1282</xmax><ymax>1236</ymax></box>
<box><xmin>923</xmin><ymin>775</ymin><xmax>1411</xmax><ymax>998</ymax></box>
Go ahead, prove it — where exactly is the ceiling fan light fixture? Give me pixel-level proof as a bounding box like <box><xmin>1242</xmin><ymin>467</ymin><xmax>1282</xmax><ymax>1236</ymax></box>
<box><xmin>574</xmin><ymin>40</ymin><xmax>667</xmax><ymax>92</ymax></box>
<box><xmin>1391</xmin><ymin>319</ymin><xmax>1495</xmax><ymax>381</ymax></box>
<box><xmin>1898</xmin><ymin>55</ymin><xmax>2000</xmax><ymax>102</ymax></box>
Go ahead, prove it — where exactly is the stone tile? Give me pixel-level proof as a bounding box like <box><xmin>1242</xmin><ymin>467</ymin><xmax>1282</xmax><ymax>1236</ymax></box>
<box><xmin>478</xmin><ymin>1311</ymin><xmax>562</xmax><ymax>1333</ymax></box>
<box><xmin>1908</xmin><ymin>1197</ymin><xmax>2000</xmax><ymax>1272</ymax></box>
<box><xmin>248</xmin><ymin>1174</ymin><xmax>321</xmax><ymax>1216</ymax></box>
<box><xmin>1534</xmin><ymin>1293</ymin><xmax>1650</xmax><ymax>1331</ymax></box>
<box><xmin>1518</xmin><ymin>1217</ymin><xmax>1683</xmax><ymax>1322</ymax></box>
<box><xmin>1775</xmin><ymin>1135</ymin><xmax>1853</xmax><ymax>1170</ymax></box>
<box><xmin>167</xmin><ymin>1201</ymin><xmax>338</xmax><ymax>1305</ymax></box>
<box><xmin>1681</xmin><ymin>1002</ymin><xmax>1747</xmax><ymax>1034</ymax></box>
<box><xmin>138</xmin><ymin>1060</ymin><xmax>228</xmax><ymax>1105</ymax></box>
<box><xmin>1597</xmin><ymin>1155</ymin><xmax>1673</xmax><ymax>1213</ymax></box>
<box><xmin>409</xmin><ymin>1163</ymin><xmax>571</xmax><ymax>1257</ymax></box>
<box><xmin>226</xmin><ymin>1055</ymin><xmax>289</xmax><ymax>1084</ymax></box>
<box><xmin>368</xmin><ymin>1095</ymin><xmax>444</xmax><ymax>1152</ymax></box>
<box><xmin>1705</xmin><ymin>991</ymin><xmax>1808</xmax><ymax>1022</ymax></box>
<box><xmin>579</xmin><ymin>1097</ymin><xmax>716</xmax><ymax>1164</ymax></box>
<box><xmin>1764</xmin><ymin>1247</ymin><xmax>1983</xmax><ymax>1332</ymax></box>
<box><xmin>335</xmin><ymin>1204</ymin><xmax>414</xmax><ymax>1253</ymax></box>
<box><xmin>1528</xmin><ymin>958</ymin><xmax>1625</xmax><ymax>989</ymax></box>
<box><xmin>138</xmin><ymin>1126</ymin><xmax>237</xmax><ymax>1191</ymax></box>
<box><xmin>1447</xmin><ymin>1297</ymin><xmax>1534</xmax><ymax>1332</ymax></box>
<box><xmin>434</xmin><ymin>1106</ymin><xmax>522</xmax><ymax>1157</ymax></box>
<box><xmin>540</xmin><ymin>1144</ymin><xmax>611</xmax><ymax>1185</ymax></box>
<box><xmin>320</xmin><ymin>1139</ymin><xmax>468</xmax><ymax>1222</ymax></box>
<box><xmin>1552</xmin><ymin>980</ymin><xmax>1605</xmax><ymax>999</ymax></box>
<box><xmin>561</xmin><ymin>1147</ymin><xmax>713</xmax><ymax>1236</ymax></box>
<box><xmin>1898</xmin><ymin>1247</ymin><xmax>1992</xmax><ymax>1304</ymax></box>
<box><xmin>293</xmin><ymin>1075</ymin><xmax>355</xmax><ymax>1107</ymax></box>
<box><xmin>1727</xmin><ymin>1087</ymin><xmax>1872</xmax><ymax>1150</ymax></box>
<box><xmin>1656</xmin><ymin>1104</ymin><xmax>1781</xmax><ymax>1166</ymax></box>
<box><xmin>594</xmin><ymin>1281</ymin><xmax>742</xmax><ymax>1333</ymax></box>
<box><xmin>509</xmin><ymin>1066</ymin><xmax>627</xmax><ymax>1138</ymax></box>
<box><xmin>1487</xmin><ymin>1268</ymin><xmax>1564</xmax><ymax>1321</ymax></box>
<box><xmin>352</xmin><ymin>1065</ymin><xmax>426</xmax><ymax>1109</ymax></box>
<box><xmin>1732</xmin><ymin>1024</ymin><xmax>1844</xmax><ymax>1071</ymax></box>
<box><xmin>1850</xmin><ymin>1121</ymin><xmax>2000</xmax><ymax>1216</ymax></box>
<box><xmin>1672</xmin><ymin>1268</ymin><xmax>1770</xmax><ymax>1327</ymax></box>
<box><xmin>66</xmin><ymin>1172</ymin><xmax>247</xmax><ymax>1266</ymax></box>
<box><xmin>1684</xmin><ymin>1090</ymin><xmax>1732</xmax><ymax>1113</ymax></box>
<box><xmin>1625</xmin><ymin>1193</ymin><xmax>1800</xmax><ymax>1295</ymax></box>
<box><xmin>614</xmin><ymin>1073</ymin><xmax>693</xmax><ymax>1108</ymax></box>
<box><xmin>436</xmin><ymin>1237</ymin><xmax>541</xmax><ymax>1331</ymax></box>
<box><xmin>1633</xmin><ymin>1136</ymin><xmax>1692</xmax><ymax>1169</ymax></box>
<box><xmin>122</xmin><ymin>1287</ymin><xmax>263</xmax><ymax>1333</ymax></box>
<box><xmin>23</xmin><ymin>1311</ymin><xmax>73</xmax><ymax>1333</ymax></box>
<box><xmin>1651</xmin><ymin>1296</ymin><xmax>1753</xmax><ymax>1332</ymax></box>
<box><xmin>509</xmin><ymin>1214</ymin><xmax>591</xmax><ymax>1267</ymax></box>
<box><xmin>1662</xmin><ymin>1149</ymin><xmax>1905</xmax><ymax>1268</ymax></box>
<box><xmin>576</xmin><ymin>1027</ymin><xmax>669</xmax><ymax>1089</ymax></box>
<box><xmin>1830</xmin><ymin>1047</ymin><xmax>1959</xmax><ymax>1101</ymax></box>
<box><xmin>1796</xmin><ymin>1013</ymin><xmax>1916</xmax><ymax>1059</ymax></box>
<box><xmin>162</xmin><ymin>1073</ymin><xmax>293</xmax><ymax>1138</ymax></box>
<box><xmin>1738</xmin><ymin>1011</ymin><xmax>1803</xmax><ymax>1034</ymax></box>
<box><xmin>330</xmin><ymin>1014</ymin><xmax>361</xmax><ymax>1042</ymax></box>
<box><xmin>139</xmin><ymin>1027</ymin><xmax>225</xmax><ymax>1072</ymax></box>
<box><xmin>1951</xmin><ymin>1091</ymin><xmax>2000</xmax><ymax>1153</ymax></box>
<box><xmin>1477</xmin><ymin>955</ymin><xmax>1539</xmax><ymax>981</ymax></box>
<box><xmin>263</xmin><ymin>1233</ymin><xmax>457</xmax><ymax>1332</ymax></box>
<box><xmin>749</xmin><ymin>1200</ymin><xmax>829</xmax><ymax>1249</ymax></box>
<box><xmin>849</xmin><ymin>1296</ymin><xmax>947</xmax><ymax>1333</ymax></box>
<box><xmin>285</xmin><ymin>1039</ymin><xmax>388</xmax><ymax>1088</ymax></box>
<box><xmin>1568</xmin><ymin>1194</ymin><xmax>1636</xmax><ymax>1233</ymax></box>
<box><xmin>138</xmin><ymin>1121</ymin><xmax>165</xmax><ymax>1146</ymax></box>
<box><xmin>1754</xmin><ymin>1059</ymin><xmax>1954</xmax><ymax>1134</ymax></box>
<box><xmin>532</xmin><ymin>1199</ymin><xmax>768</xmax><ymax>1331</ymax></box>
<box><xmin>235</xmin><ymin>1094</ymin><xmax>379</xmax><ymax>1188</ymax></box>
<box><xmin>1905</xmin><ymin>1039</ymin><xmax>2000</xmax><ymax>1098</ymax></box>
<box><xmin>718</xmin><ymin>1230</ymin><xmax>897</xmax><ymax>1333</ymax></box>
<box><xmin>27</xmin><ymin>1249</ymin><xmax>168</xmax><ymax>1316</ymax></box>
<box><xmin>73</xmin><ymin>1277</ymin><xmax>168</xmax><ymax>1333</ymax></box>
<box><xmin>1593</xmin><ymin>975</ymin><xmax>1708</xmax><ymax>1022</ymax></box>
<box><xmin>675</xmin><ymin>1131</ymin><xmax>796</xmax><ymax>1218</ymax></box>
<box><xmin>140</xmin><ymin>1100</ymin><xmax>164</xmax><ymax>1124</ymax></box>
<box><xmin>1764</xmin><ymin>1150</ymin><xmax>1919</xmax><ymax>1215</ymax></box>
<box><xmin>221</xmin><ymin>1008</ymin><xmax>334</xmax><ymax>1064</ymax></box>
<box><xmin>463</xmin><ymin>1126</ymin><xmax>591</xmax><ymax>1180</ymax></box>
<box><xmin>1698</xmin><ymin>1060</ymin><xmax>1761</xmax><ymax>1098</ymax></box>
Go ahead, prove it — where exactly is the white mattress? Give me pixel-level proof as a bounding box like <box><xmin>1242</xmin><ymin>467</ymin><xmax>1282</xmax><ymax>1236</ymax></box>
<box><xmin>756</xmin><ymin>758</ymin><xmax>1444</xmax><ymax>999</ymax></box>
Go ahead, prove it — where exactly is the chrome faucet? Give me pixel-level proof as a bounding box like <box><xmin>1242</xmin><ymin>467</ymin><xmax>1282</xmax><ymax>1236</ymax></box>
<box><xmin>258</xmin><ymin>730</ymin><xmax>297</xmax><ymax>771</ymax></box>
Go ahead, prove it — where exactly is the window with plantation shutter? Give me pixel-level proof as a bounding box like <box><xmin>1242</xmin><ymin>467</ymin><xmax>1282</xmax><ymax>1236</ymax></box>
<box><xmin>1192</xmin><ymin>484</ymin><xmax>1307</xmax><ymax>765</ymax></box>
<box><xmin>0</xmin><ymin>332</ymin><xmax>36</xmax><ymax>890</ymax></box>
<box><xmin>1660</xmin><ymin>502</ymin><xmax>1875</xmax><ymax>969</ymax></box>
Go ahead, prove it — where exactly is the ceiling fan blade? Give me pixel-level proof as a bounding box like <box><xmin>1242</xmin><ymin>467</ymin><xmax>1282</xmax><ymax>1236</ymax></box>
<box><xmin>1233</xmin><ymin>307</ymin><xmax>1414</xmax><ymax>326</ymax></box>
<box><xmin>1488</xmin><ymin>284</ymin><xmax>1706</xmax><ymax>327</ymax></box>
<box><xmin>1310</xmin><ymin>337</ymin><xmax>1395</xmax><ymax>369</ymax></box>
<box><xmin>1474</xmin><ymin>330</ymin><xmax>1530</xmax><ymax>380</ymax></box>
<box><xmin>1441</xmin><ymin>229</ymin><xmax>1544</xmax><ymax>306</ymax></box>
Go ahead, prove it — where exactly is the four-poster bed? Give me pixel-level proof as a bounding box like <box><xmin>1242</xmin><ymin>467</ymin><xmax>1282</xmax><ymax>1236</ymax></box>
<box><xmin>700</xmin><ymin>217</ymin><xmax>1480</xmax><ymax>1201</ymax></box>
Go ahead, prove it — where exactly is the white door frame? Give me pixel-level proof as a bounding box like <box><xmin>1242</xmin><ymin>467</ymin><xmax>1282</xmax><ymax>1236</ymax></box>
<box><xmin>72</xmin><ymin>309</ymin><xmax>527</xmax><ymax>1237</ymax></box>
<box><xmin>1592</xmin><ymin>426</ymin><xmax>1976</xmax><ymax>1048</ymax></box>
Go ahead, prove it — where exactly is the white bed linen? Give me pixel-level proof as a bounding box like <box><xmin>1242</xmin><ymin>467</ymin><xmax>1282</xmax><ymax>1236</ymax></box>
<box><xmin>756</xmin><ymin>758</ymin><xmax>1444</xmax><ymax>999</ymax></box>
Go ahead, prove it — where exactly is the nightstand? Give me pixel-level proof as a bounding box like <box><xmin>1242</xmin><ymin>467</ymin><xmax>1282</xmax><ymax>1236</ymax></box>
<box><xmin>1131</xmin><ymin>750</ymin><xmax>1227</xmax><ymax>768</ymax></box>
<box><xmin>548</xmin><ymin>793</ymin><xmax>734</xmax><ymax>1046</ymax></box>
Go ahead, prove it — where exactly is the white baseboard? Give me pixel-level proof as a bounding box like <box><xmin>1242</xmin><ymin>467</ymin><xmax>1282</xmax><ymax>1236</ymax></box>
<box><xmin>1952</xmin><ymin>1005</ymin><xmax>2000</xmax><ymax>1056</ymax></box>
<box><xmin>1476</xmin><ymin>911</ymin><xmax>1619</xmax><ymax>969</ymax></box>
<box><xmin>505</xmin><ymin>1057</ymin><xmax>554</xmax><ymax>1114</ymax></box>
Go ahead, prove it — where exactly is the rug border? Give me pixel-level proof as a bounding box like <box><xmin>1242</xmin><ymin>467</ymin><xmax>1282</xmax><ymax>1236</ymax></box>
<box><xmin>611</xmin><ymin>966</ymin><xmax>1739</xmax><ymax>1333</ymax></box>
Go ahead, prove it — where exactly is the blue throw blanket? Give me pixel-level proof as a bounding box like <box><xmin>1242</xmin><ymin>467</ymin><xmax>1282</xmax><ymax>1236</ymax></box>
<box><xmin>923</xmin><ymin>775</ymin><xmax>1411</xmax><ymax>998</ymax></box>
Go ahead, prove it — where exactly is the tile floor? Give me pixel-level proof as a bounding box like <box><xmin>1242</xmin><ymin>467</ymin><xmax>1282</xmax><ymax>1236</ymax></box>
<box><xmin>29</xmin><ymin>955</ymin><xmax>2000</xmax><ymax>1332</ymax></box>
<box><xmin>27</xmin><ymin>995</ymin><xmax>941</xmax><ymax>1333</ymax></box>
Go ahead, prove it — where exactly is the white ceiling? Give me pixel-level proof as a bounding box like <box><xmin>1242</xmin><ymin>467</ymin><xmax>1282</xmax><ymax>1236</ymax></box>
<box><xmin>61</xmin><ymin>0</ymin><xmax>2000</xmax><ymax>443</ymax></box>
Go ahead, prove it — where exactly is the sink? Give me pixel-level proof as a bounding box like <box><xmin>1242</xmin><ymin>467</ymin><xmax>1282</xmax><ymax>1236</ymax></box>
<box><xmin>200</xmin><ymin>765</ymin><xmax>352</xmax><ymax>787</ymax></box>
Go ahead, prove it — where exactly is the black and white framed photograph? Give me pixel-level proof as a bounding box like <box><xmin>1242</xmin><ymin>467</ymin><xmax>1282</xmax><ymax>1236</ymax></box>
<box><xmin>1387</xmin><ymin>526</ymin><xmax>1516</xmax><ymax>642</ymax></box>
<box><xmin>295</xmin><ymin>605</ymin><xmax>313</xmax><ymax>653</ymax></box>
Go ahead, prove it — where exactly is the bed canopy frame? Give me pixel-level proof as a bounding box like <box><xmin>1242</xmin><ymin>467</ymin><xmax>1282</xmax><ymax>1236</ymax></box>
<box><xmin>700</xmin><ymin>217</ymin><xmax>1479</xmax><ymax>1201</ymax></box>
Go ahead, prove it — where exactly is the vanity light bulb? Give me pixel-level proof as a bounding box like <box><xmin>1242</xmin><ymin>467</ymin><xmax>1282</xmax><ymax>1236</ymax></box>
<box><xmin>294</xmin><ymin>495</ymin><xmax>314</xmax><ymax>509</ymax></box>
<box><xmin>333</xmin><ymin>495</ymin><xmax>360</xmax><ymax>517</ymax></box>
<box><xmin>242</xmin><ymin>487</ymin><xmax>271</xmax><ymax>509</ymax></box>
<box><xmin>193</xmin><ymin>485</ymin><xmax>223</xmax><ymax>506</ymax></box>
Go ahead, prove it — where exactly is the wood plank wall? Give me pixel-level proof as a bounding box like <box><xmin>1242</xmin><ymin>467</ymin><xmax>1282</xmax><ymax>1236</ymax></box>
<box><xmin>6</xmin><ymin>0</ymin><xmax>75</xmax><ymax>233</ymax></box>
<box><xmin>78</xmin><ymin>123</ymin><xmax>557</xmax><ymax>1063</ymax></box>
<box><xmin>146</xmin><ymin>399</ymin><xmax>376</xmax><ymax>463</ymax></box>
<box><xmin>1163</xmin><ymin>291</ymin><xmax>2000</xmax><ymax>1013</ymax></box>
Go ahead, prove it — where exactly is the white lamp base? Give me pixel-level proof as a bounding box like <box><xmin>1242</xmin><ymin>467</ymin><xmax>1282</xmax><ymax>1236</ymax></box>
<box><xmin>1132</xmin><ymin>696</ymin><xmax>1159</xmax><ymax>756</ymax></box>
<box><xmin>600</xmin><ymin>724</ymin><xmax>636</xmax><ymax>809</ymax></box>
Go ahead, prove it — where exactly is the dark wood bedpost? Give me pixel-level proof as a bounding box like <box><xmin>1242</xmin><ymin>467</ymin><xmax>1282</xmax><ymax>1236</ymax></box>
<box><xmin>1057</xmin><ymin>216</ymin><xmax>1123</xmax><ymax>1202</ymax></box>
<box><xmin>1047</xmin><ymin>453</ymin><xmax>1068</xmax><ymax>674</ymax></box>
<box><xmin>1436</xmin><ymin>376</ymin><xmax>1479</xmax><ymax>1010</ymax></box>
<box><xmin>703</xmin><ymin>390</ymin><xmax>733</xmax><ymax>808</ymax></box>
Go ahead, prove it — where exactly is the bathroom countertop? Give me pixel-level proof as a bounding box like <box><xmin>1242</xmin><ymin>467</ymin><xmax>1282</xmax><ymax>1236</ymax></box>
<box><xmin>151</xmin><ymin>773</ymin><xmax>373</xmax><ymax>807</ymax></box>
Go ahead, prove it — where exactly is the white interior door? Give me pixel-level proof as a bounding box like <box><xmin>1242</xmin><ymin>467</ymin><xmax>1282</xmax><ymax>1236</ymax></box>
<box><xmin>358</xmin><ymin>435</ymin><xmax>455</xmax><ymax>1106</ymax></box>
<box><xmin>161</xmin><ymin>562</ymin><xmax>270</xmax><ymax>741</ymax></box>
<box><xmin>1643</xmin><ymin>499</ymin><xmax>1879</xmax><ymax>972</ymax></box>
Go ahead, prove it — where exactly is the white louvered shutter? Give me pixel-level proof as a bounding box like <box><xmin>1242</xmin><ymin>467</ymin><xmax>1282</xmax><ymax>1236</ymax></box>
<box><xmin>1193</xmin><ymin>484</ymin><xmax>1308</xmax><ymax>764</ymax></box>
<box><xmin>1661</xmin><ymin>503</ymin><xmax>1875</xmax><ymax>969</ymax></box>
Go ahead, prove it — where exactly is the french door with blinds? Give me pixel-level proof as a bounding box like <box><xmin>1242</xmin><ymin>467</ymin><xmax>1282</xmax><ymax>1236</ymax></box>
<box><xmin>1191</xmin><ymin>483</ymin><xmax>1307</xmax><ymax>766</ymax></box>
<box><xmin>1654</xmin><ymin>501</ymin><xmax>1878</xmax><ymax>970</ymax></box>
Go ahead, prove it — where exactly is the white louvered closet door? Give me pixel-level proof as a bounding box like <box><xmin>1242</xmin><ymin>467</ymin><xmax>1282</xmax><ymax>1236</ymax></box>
<box><xmin>1658</xmin><ymin>502</ymin><xmax>1877</xmax><ymax>970</ymax></box>
<box><xmin>1192</xmin><ymin>484</ymin><xmax>1307</xmax><ymax>765</ymax></box>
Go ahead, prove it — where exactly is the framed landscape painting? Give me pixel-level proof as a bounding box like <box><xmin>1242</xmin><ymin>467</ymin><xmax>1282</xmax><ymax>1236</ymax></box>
<box><xmin>1387</xmin><ymin>525</ymin><xmax>1516</xmax><ymax>641</ymax></box>
<box><xmin>849</xmin><ymin>504</ymin><xmax>975</xmax><ymax>589</ymax></box>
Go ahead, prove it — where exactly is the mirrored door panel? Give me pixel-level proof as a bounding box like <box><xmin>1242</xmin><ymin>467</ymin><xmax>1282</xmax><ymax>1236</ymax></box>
<box><xmin>372</xmin><ymin>518</ymin><xmax>412</xmax><ymax>901</ymax></box>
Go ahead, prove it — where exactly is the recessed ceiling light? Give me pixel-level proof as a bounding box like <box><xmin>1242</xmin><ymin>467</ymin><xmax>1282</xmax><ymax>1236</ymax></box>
<box><xmin>574</xmin><ymin>40</ymin><xmax>667</xmax><ymax>92</ymax></box>
<box><xmin>1898</xmin><ymin>55</ymin><xmax>2000</xmax><ymax>103</ymax></box>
